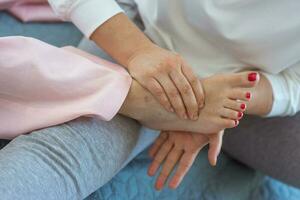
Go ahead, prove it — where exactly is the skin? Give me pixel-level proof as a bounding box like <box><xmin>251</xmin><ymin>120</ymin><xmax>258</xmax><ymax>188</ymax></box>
<box><xmin>90</xmin><ymin>13</ymin><xmax>204</xmax><ymax>120</ymax></box>
<box><xmin>88</xmin><ymin>12</ymin><xmax>274</xmax><ymax>191</ymax></box>
<box><xmin>119</xmin><ymin>71</ymin><xmax>260</xmax><ymax>133</ymax></box>
<box><xmin>65</xmin><ymin>42</ymin><xmax>273</xmax><ymax>190</ymax></box>
<box><xmin>148</xmin><ymin>130</ymin><xmax>224</xmax><ymax>190</ymax></box>
<box><xmin>147</xmin><ymin>74</ymin><xmax>274</xmax><ymax>190</ymax></box>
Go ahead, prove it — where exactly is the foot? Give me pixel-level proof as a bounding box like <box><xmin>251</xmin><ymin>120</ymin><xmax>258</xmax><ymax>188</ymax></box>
<box><xmin>120</xmin><ymin>71</ymin><xmax>259</xmax><ymax>133</ymax></box>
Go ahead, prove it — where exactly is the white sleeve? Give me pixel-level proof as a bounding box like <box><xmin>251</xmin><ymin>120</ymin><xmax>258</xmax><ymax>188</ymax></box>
<box><xmin>48</xmin><ymin>0</ymin><xmax>123</xmax><ymax>38</ymax></box>
<box><xmin>262</xmin><ymin>61</ymin><xmax>300</xmax><ymax>117</ymax></box>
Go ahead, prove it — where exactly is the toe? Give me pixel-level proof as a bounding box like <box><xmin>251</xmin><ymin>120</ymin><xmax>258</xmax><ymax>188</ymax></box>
<box><xmin>224</xmin><ymin>99</ymin><xmax>247</xmax><ymax>112</ymax></box>
<box><xmin>221</xmin><ymin>108</ymin><xmax>243</xmax><ymax>120</ymax></box>
<box><xmin>227</xmin><ymin>71</ymin><xmax>260</xmax><ymax>88</ymax></box>
<box><xmin>228</xmin><ymin>89</ymin><xmax>252</xmax><ymax>101</ymax></box>
<box><xmin>220</xmin><ymin>118</ymin><xmax>237</xmax><ymax>129</ymax></box>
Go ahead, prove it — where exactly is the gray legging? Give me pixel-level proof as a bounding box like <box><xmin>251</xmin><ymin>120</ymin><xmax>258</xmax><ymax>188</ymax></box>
<box><xmin>0</xmin><ymin>116</ymin><xmax>141</xmax><ymax>200</ymax></box>
<box><xmin>0</xmin><ymin>106</ymin><xmax>299</xmax><ymax>200</ymax></box>
<box><xmin>223</xmin><ymin>114</ymin><xmax>300</xmax><ymax>188</ymax></box>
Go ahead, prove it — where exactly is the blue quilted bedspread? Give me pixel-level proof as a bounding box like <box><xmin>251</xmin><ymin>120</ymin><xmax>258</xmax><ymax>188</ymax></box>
<box><xmin>1</xmin><ymin>12</ymin><xmax>300</xmax><ymax>200</ymax></box>
<box><xmin>87</xmin><ymin>147</ymin><xmax>300</xmax><ymax>200</ymax></box>
<box><xmin>85</xmin><ymin>127</ymin><xmax>300</xmax><ymax>200</ymax></box>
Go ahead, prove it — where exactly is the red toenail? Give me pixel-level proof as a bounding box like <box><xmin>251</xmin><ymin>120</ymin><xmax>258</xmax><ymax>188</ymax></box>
<box><xmin>248</xmin><ymin>73</ymin><xmax>257</xmax><ymax>82</ymax></box>
<box><xmin>246</xmin><ymin>92</ymin><xmax>251</xmax><ymax>99</ymax></box>
<box><xmin>234</xmin><ymin>120</ymin><xmax>239</xmax><ymax>126</ymax></box>
<box><xmin>240</xmin><ymin>104</ymin><xmax>246</xmax><ymax>110</ymax></box>
<box><xmin>238</xmin><ymin>112</ymin><xmax>243</xmax><ymax>118</ymax></box>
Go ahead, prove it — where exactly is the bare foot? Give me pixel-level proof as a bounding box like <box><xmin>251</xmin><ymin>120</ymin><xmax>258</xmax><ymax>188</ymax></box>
<box><xmin>120</xmin><ymin>71</ymin><xmax>259</xmax><ymax>133</ymax></box>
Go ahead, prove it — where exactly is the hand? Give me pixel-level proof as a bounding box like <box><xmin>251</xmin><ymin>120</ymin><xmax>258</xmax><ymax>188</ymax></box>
<box><xmin>127</xmin><ymin>44</ymin><xmax>204</xmax><ymax>120</ymax></box>
<box><xmin>147</xmin><ymin>130</ymin><xmax>224</xmax><ymax>190</ymax></box>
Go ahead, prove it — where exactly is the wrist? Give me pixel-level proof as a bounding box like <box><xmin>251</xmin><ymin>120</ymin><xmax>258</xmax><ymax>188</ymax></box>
<box><xmin>91</xmin><ymin>13</ymin><xmax>154</xmax><ymax>67</ymax></box>
<box><xmin>126</xmin><ymin>43</ymin><xmax>160</xmax><ymax>67</ymax></box>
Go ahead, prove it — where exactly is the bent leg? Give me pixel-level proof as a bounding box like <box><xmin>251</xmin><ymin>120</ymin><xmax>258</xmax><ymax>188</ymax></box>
<box><xmin>223</xmin><ymin>113</ymin><xmax>300</xmax><ymax>188</ymax></box>
<box><xmin>0</xmin><ymin>115</ymin><xmax>140</xmax><ymax>200</ymax></box>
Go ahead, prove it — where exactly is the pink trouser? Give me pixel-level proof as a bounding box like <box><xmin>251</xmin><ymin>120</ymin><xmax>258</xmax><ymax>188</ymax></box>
<box><xmin>0</xmin><ymin>0</ymin><xmax>60</xmax><ymax>22</ymax></box>
<box><xmin>0</xmin><ymin>36</ymin><xmax>132</xmax><ymax>139</ymax></box>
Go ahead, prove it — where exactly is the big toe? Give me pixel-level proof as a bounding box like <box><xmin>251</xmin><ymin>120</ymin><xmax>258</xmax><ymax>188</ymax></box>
<box><xmin>227</xmin><ymin>71</ymin><xmax>260</xmax><ymax>88</ymax></box>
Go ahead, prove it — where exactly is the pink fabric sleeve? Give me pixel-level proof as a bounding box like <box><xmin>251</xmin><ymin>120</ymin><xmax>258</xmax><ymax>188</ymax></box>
<box><xmin>0</xmin><ymin>36</ymin><xmax>132</xmax><ymax>139</ymax></box>
<box><xmin>0</xmin><ymin>0</ymin><xmax>61</xmax><ymax>22</ymax></box>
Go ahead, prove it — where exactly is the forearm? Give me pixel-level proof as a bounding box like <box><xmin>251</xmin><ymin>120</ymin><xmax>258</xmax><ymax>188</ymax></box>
<box><xmin>245</xmin><ymin>73</ymin><xmax>273</xmax><ymax>116</ymax></box>
<box><xmin>90</xmin><ymin>13</ymin><xmax>154</xmax><ymax>67</ymax></box>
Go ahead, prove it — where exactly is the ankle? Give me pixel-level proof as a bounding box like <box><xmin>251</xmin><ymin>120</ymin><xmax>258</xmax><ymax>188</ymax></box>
<box><xmin>119</xmin><ymin>81</ymin><xmax>154</xmax><ymax>121</ymax></box>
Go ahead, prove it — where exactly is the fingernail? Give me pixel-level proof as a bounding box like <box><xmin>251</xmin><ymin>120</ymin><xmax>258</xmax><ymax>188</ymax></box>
<box><xmin>240</xmin><ymin>103</ymin><xmax>246</xmax><ymax>110</ymax></box>
<box><xmin>238</xmin><ymin>112</ymin><xmax>243</xmax><ymax>118</ymax></box>
<box><xmin>212</xmin><ymin>158</ymin><xmax>217</xmax><ymax>166</ymax></box>
<box><xmin>156</xmin><ymin>179</ymin><xmax>164</xmax><ymax>190</ymax></box>
<box><xmin>246</xmin><ymin>92</ymin><xmax>251</xmax><ymax>99</ymax></box>
<box><xmin>248</xmin><ymin>73</ymin><xmax>257</xmax><ymax>82</ymax></box>
<box><xmin>170</xmin><ymin>107</ymin><xmax>175</xmax><ymax>112</ymax></box>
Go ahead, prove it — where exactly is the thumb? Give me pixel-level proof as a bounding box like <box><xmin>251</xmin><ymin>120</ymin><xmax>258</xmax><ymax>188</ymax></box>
<box><xmin>208</xmin><ymin>131</ymin><xmax>224</xmax><ymax>166</ymax></box>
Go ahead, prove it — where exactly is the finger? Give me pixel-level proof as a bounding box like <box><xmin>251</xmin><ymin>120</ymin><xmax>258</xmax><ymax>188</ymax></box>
<box><xmin>155</xmin><ymin>148</ymin><xmax>183</xmax><ymax>190</ymax></box>
<box><xmin>181</xmin><ymin>61</ymin><xmax>205</xmax><ymax>108</ymax></box>
<box><xmin>168</xmin><ymin>151</ymin><xmax>200</xmax><ymax>189</ymax></box>
<box><xmin>146</xmin><ymin>78</ymin><xmax>173</xmax><ymax>112</ymax></box>
<box><xmin>148</xmin><ymin>140</ymin><xmax>173</xmax><ymax>176</ymax></box>
<box><xmin>169</xmin><ymin>70</ymin><xmax>199</xmax><ymax>120</ymax></box>
<box><xmin>208</xmin><ymin>131</ymin><xmax>224</xmax><ymax>166</ymax></box>
<box><xmin>149</xmin><ymin>132</ymin><xmax>169</xmax><ymax>158</ymax></box>
<box><xmin>156</xmin><ymin>76</ymin><xmax>187</xmax><ymax>119</ymax></box>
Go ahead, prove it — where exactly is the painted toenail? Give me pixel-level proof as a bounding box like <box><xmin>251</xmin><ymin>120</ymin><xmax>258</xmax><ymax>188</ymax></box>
<box><xmin>235</xmin><ymin>120</ymin><xmax>239</xmax><ymax>126</ymax></box>
<box><xmin>248</xmin><ymin>73</ymin><xmax>257</xmax><ymax>82</ymax></box>
<box><xmin>246</xmin><ymin>92</ymin><xmax>251</xmax><ymax>99</ymax></box>
<box><xmin>238</xmin><ymin>112</ymin><xmax>243</xmax><ymax>118</ymax></box>
<box><xmin>240</xmin><ymin>103</ymin><xmax>246</xmax><ymax>110</ymax></box>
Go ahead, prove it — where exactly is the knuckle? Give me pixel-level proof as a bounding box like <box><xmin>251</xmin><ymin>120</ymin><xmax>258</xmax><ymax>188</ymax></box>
<box><xmin>162</xmin><ymin>58</ymin><xmax>173</xmax><ymax>68</ymax></box>
<box><xmin>155</xmin><ymin>154</ymin><xmax>166</xmax><ymax>162</ymax></box>
<box><xmin>154</xmin><ymin>65</ymin><xmax>165</xmax><ymax>74</ymax></box>
<box><xmin>169</xmin><ymin>89</ymin><xmax>179</xmax><ymax>98</ymax></box>
<box><xmin>159</xmin><ymin>172</ymin><xmax>169</xmax><ymax>178</ymax></box>
<box><xmin>162</xmin><ymin>141</ymin><xmax>172</xmax><ymax>149</ymax></box>
<box><xmin>167</xmin><ymin>157</ymin><xmax>178</xmax><ymax>164</ymax></box>
<box><xmin>151</xmin><ymin>87</ymin><xmax>164</xmax><ymax>97</ymax></box>
<box><xmin>190</xmin><ymin>77</ymin><xmax>199</xmax><ymax>86</ymax></box>
<box><xmin>182</xmin><ymin>84</ymin><xmax>192</xmax><ymax>95</ymax></box>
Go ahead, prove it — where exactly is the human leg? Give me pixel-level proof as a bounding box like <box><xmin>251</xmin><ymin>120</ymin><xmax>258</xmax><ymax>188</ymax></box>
<box><xmin>223</xmin><ymin>114</ymin><xmax>300</xmax><ymax>188</ymax></box>
<box><xmin>0</xmin><ymin>115</ymin><xmax>140</xmax><ymax>200</ymax></box>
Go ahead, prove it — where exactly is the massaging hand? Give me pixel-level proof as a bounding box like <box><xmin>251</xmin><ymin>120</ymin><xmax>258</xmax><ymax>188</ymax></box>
<box><xmin>147</xmin><ymin>130</ymin><xmax>224</xmax><ymax>190</ymax></box>
<box><xmin>127</xmin><ymin>45</ymin><xmax>204</xmax><ymax>120</ymax></box>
